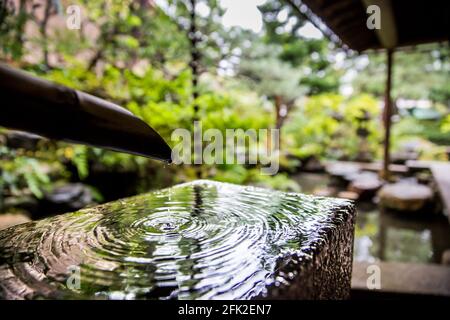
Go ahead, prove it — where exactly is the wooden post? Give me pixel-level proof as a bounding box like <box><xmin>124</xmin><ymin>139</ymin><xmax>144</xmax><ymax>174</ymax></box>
<box><xmin>382</xmin><ymin>49</ymin><xmax>394</xmax><ymax>180</ymax></box>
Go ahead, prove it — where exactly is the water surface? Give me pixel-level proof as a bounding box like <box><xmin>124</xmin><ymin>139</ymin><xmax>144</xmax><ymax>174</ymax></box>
<box><xmin>0</xmin><ymin>180</ymin><xmax>351</xmax><ymax>299</ymax></box>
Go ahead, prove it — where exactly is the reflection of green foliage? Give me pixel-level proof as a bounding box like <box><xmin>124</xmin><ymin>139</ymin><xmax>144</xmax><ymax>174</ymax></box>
<box><xmin>354</xmin><ymin>211</ymin><xmax>378</xmax><ymax>239</ymax></box>
<box><xmin>385</xmin><ymin>229</ymin><xmax>432</xmax><ymax>263</ymax></box>
<box><xmin>354</xmin><ymin>210</ymin><xmax>435</xmax><ymax>263</ymax></box>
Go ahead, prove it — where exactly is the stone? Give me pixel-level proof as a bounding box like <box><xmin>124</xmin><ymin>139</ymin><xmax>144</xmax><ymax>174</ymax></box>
<box><xmin>301</xmin><ymin>156</ymin><xmax>325</xmax><ymax>172</ymax></box>
<box><xmin>0</xmin><ymin>180</ymin><xmax>355</xmax><ymax>300</ymax></box>
<box><xmin>352</xmin><ymin>261</ymin><xmax>450</xmax><ymax>298</ymax></box>
<box><xmin>5</xmin><ymin>130</ymin><xmax>44</xmax><ymax>151</ymax></box>
<box><xmin>348</xmin><ymin>171</ymin><xmax>383</xmax><ymax>200</ymax></box>
<box><xmin>391</xmin><ymin>151</ymin><xmax>419</xmax><ymax>164</ymax></box>
<box><xmin>378</xmin><ymin>182</ymin><xmax>434</xmax><ymax>211</ymax></box>
<box><xmin>38</xmin><ymin>183</ymin><xmax>94</xmax><ymax>217</ymax></box>
<box><xmin>416</xmin><ymin>171</ymin><xmax>432</xmax><ymax>184</ymax></box>
<box><xmin>326</xmin><ymin>162</ymin><xmax>360</xmax><ymax>179</ymax></box>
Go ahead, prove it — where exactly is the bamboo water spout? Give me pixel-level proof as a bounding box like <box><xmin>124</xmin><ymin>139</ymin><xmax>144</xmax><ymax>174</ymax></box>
<box><xmin>0</xmin><ymin>63</ymin><xmax>171</xmax><ymax>162</ymax></box>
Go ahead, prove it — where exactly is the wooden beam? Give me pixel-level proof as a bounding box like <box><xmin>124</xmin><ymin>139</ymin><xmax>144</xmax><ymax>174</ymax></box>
<box><xmin>283</xmin><ymin>0</ymin><xmax>346</xmax><ymax>49</ymax></box>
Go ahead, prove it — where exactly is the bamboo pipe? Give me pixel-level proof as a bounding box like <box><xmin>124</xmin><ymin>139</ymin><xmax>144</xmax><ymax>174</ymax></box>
<box><xmin>0</xmin><ymin>63</ymin><xmax>172</xmax><ymax>162</ymax></box>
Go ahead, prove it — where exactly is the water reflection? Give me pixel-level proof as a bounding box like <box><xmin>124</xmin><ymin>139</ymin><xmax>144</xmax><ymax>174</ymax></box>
<box><xmin>354</xmin><ymin>203</ymin><xmax>450</xmax><ymax>264</ymax></box>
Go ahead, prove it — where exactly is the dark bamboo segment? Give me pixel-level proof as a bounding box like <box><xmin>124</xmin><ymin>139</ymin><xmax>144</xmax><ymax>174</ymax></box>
<box><xmin>382</xmin><ymin>49</ymin><xmax>393</xmax><ymax>179</ymax></box>
<box><xmin>0</xmin><ymin>63</ymin><xmax>171</xmax><ymax>162</ymax></box>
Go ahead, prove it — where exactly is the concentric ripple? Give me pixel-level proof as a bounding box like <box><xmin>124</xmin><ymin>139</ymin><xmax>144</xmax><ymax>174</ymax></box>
<box><xmin>0</xmin><ymin>180</ymin><xmax>353</xmax><ymax>300</ymax></box>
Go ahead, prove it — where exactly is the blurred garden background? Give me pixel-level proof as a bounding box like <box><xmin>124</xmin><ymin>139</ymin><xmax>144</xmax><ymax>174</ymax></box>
<box><xmin>0</xmin><ymin>0</ymin><xmax>449</xmax><ymax>265</ymax></box>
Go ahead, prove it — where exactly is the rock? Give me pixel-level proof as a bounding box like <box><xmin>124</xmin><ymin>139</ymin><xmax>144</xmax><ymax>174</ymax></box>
<box><xmin>416</xmin><ymin>171</ymin><xmax>432</xmax><ymax>184</ymax></box>
<box><xmin>348</xmin><ymin>171</ymin><xmax>383</xmax><ymax>200</ymax></box>
<box><xmin>326</xmin><ymin>162</ymin><xmax>360</xmax><ymax>179</ymax></box>
<box><xmin>39</xmin><ymin>183</ymin><xmax>94</xmax><ymax>217</ymax></box>
<box><xmin>5</xmin><ymin>130</ymin><xmax>44</xmax><ymax>150</ymax></box>
<box><xmin>378</xmin><ymin>182</ymin><xmax>434</xmax><ymax>211</ymax></box>
<box><xmin>327</xmin><ymin>162</ymin><xmax>361</xmax><ymax>187</ymax></box>
<box><xmin>301</xmin><ymin>156</ymin><xmax>325</xmax><ymax>172</ymax></box>
<box><xmin>0</xmin><ymin>213</ymin><xmax>31</xmax><ymax>231</ymax></box>
<box><xmin>0</xmin><ymin>180</ymin><xmax>356</xmax><ymax>300</ymax></box>
<box><xmin>391</xmin><ymin>151</ymin><xmax>419</xmax><ymax>164</ymax></box>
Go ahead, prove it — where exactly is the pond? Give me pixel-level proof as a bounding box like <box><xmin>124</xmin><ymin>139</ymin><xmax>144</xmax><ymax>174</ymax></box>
<box><xmin>293</xmin><ymin>172</ymin><xmax>450</xmax><ymax>264</ymax></box>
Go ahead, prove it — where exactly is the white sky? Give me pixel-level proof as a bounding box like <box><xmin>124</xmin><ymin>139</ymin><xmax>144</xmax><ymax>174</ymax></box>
<box><xmin>155</xmin><ymin>0</ymin><xmax>324</xmax><ymax>38</ymax></box>
<box><xmin>219</xmin><ymin>0</ymin><xmax>266</xmax><ymax>32</ymax></box>
<box><xmin>219</xmin><ymin>0</ymin><xmax>323</xmax><ymax>39</ymax></box>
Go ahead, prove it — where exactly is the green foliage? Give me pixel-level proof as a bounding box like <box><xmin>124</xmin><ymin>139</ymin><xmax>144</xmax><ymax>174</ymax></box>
<box><xmin>0</xmin><ymin>0</ymin><xmax>28</xmax><ymax>60</ymax></box>
<box><xmin>238</xmin><ymin>44</ymin><xmax>306</xmax><ymax>101</ymax></box>
<box><xmin>284</xmin><ymin>93</ymin><xmax>381</xmax><ymax>160</ymax></box>
<box><xmin>72</xmin><ymin>146</ymin><xmax>89</xmax><ymax>180</ymax></box>
<box><xmin>0</xmin><ymin>146</ymin><xmax>54</xmax><ymax>198</ymax></box>
<box><xmin>441</xmin><ymin>114</ymin><xmax>450</xmax><ymax>134</ymax></box>
<box><xmin>393</xmin><ymin>116</ymin><xmax>450</xmax><ymax>146</ymax></box>
<box><xmin>258</xmin><ymin>1</ymin><xmax>341</xmax><ymax>95</ymax></box>
<box><xmin>391</xmin><ymin>117</ymin><xmax>448</xmax><ymax>161</ymax></box>
<box><xmin>353</xmin><ymin>47</ymin><xmax>450</xmax><ymax>104</ymax></box>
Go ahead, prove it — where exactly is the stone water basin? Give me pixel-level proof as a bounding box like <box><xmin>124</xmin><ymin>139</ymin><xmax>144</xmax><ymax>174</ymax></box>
<box><xmin>0</xmin><ymin>180</ymin><xmax>355</xmax><ymax>300</ymax></box>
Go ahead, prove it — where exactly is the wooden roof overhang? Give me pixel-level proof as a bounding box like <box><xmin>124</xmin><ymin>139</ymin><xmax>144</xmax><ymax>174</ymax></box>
<box><xmin>286</xmin><ymin>0</ymin><xmax>449</xmax><ymax>52</ymax></box>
